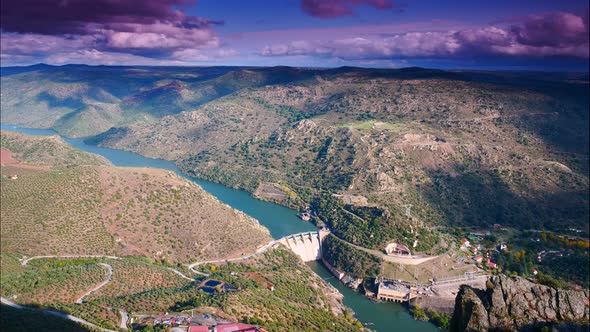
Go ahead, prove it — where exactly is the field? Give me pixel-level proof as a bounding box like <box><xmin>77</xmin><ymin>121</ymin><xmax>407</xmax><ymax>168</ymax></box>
<box><xmin>0</xmin><ymin>253</ymin><xmax>108</xmax><ymax>304</ymax></box>
<box><xmin>86</xmin><ymin>258</ymin><xmax>190</xmax><ymax>303</ymax></box>
<box><xmin>91</xmin><ymin>248</ymin><xmax>361</xmax><ymax>331</ymax></box>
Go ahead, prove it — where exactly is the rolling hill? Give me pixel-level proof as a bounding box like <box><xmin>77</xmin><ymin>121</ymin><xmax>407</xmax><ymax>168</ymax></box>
<box><xmin>0</xmin><ymin>130</ymin><xmax>271</xmax><ymax>263</ymax></box>
<box><xmin>1</xmin><ymin>65</ymin><xmax>588</xmax><ymax>253</ymax></box>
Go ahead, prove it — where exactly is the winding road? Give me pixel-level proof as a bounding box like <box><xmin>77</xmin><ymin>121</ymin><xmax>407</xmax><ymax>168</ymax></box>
<box><xmin>21</xmin><ymin>255</ymin><xmax>121</xmax><ymax>266</ymax></box>
<box><xmin>16</xmin><ymin>254</ymin><xmax>198</xmax><ymax>330</ymax></box>
<box><xmin>187</xmin><ymin>239</ymin><xmax>279</xmax><ymax>273</ymax></box>
<box><xmin>76</xmin><ymin>263</ymin><xmax>113</xmax><ymax>304</ymax></box>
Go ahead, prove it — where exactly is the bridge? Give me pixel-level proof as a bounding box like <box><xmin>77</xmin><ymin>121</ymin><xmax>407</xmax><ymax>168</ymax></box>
<box><xmin>277</xmin><ymin>229</ymin><xmax>330</xmax><ymax>262</ymax></box>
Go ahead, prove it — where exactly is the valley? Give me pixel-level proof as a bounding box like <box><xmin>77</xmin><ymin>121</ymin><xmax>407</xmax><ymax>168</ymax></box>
<box><xmin>1</xmin><ymin>65</ymin><xmax>588</xmax><ymax>331</ymax></box>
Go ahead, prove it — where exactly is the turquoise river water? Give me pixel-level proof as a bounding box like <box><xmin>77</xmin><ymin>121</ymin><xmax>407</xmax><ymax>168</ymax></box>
<box><xmin>1</xmin><ymin>124</ymin><xmax>438</xmax><ymax>332</ymax></box>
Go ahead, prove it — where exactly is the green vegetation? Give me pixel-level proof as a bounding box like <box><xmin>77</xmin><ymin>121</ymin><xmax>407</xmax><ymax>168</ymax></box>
<box><xmin>85</xmin><ymin>258</ymin><xmax>190</xmax><ymax>303</ymax></box>
<box><xmin>411</xmin><ymin>304</ymin><xmax>450</xmax><ymax>330</ymax></box>
<box><xmin>1</xmin><ymin>165</ymin><xmax>116</xmax><ymax>256</ymax></box>
<box><xmin>494</xmin><ymin>231</ymin><xmax>590</xmax><ymax>288</ymax></box>
<box><xmin>1</xmin><ymin>131</ymin><xmax>109</xmax><ymax>167</ymax></box>
<box><xmin>322</xmin><ymin>234</ymin><xmax>381</xmax><ymax>278</ymax></box>
<box><xmin>0</xmin><ymin>255</ymin><xmax>107</xmax><ymax>304</ymax></box>
<box><xmin>87</xmin><ymin>248</ymin><xmax>361</xmax><ymax>331</ymax></box>
<box><xmin>49</xmin><ymin>303</ymin><xmax>120</xmax><ymax>330</ymax></box>
<box><xmin>8</xmin><ymin>66</ymin><xmax>582</xmax><ymax>263</ymax></box>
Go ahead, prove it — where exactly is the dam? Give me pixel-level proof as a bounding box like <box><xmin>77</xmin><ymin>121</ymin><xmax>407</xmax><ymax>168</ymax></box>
<box><xmin>277</xmin><ymin>229</ymin><xmax>330</xmax><ymax>262</ymax></box>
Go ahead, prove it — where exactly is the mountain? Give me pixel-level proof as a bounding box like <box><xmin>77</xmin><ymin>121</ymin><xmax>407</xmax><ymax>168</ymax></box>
<box><xmin>1</xmin><ymin>64</ymin><xmax>588</xmax><ymax>254</ymax></box>
<box><xmin>450</xmin><ymin>275</ymin><xmax>589</xmax><ymax>331</ymax></box>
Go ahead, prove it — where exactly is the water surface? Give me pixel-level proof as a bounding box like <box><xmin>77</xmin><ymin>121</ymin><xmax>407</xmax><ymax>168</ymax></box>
<box><xmin>309</xmin><ymin>261</ymin><xmax>439</xmax><ymax>332</ymax></box>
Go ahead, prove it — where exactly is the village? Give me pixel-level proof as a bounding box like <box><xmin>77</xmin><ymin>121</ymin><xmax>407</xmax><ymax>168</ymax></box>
<box><xmin>131</xmin><ymin>312</ymin><xmax>267</xmax><ymax>332</ymax></box>
<box><xmin>357</xmin><ymin>224</ymin><xmax>589</xmax><ymax>312</ymax></box>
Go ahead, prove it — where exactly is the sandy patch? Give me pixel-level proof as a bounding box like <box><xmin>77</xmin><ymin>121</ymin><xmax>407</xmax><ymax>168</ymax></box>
<box><xmin>0</xmin><ymin>148</ymin><xmax>49</xmax><ymax>170</ymax></box>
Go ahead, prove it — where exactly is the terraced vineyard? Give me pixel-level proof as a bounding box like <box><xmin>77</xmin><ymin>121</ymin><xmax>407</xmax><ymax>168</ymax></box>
<box><xmin>1</xmin><ymin>165</ymin><xmax>116</xmax><ymax>256</ymax></box>
<box><xmin>0</xmin><ymin>130</ymin><xmax>271</xmax><ymax>263</ymax></box>
<box><xmin>89</xmin><ymin>248</ymin><xmax>361</xmax><ymax>331</ymax></box>
<box><xmin>86</xmin><ymin>258</ymin><xmax>190</xmax><ymax>303</ymax></box>
<box><xmin>0</xmin><ymin>254</ymin><xmax>108</xmax><ymax>304</ymax></box>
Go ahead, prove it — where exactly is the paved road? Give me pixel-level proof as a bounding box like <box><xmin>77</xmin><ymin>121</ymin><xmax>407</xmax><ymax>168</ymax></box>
<box><xmin>76</xmin><ymin>263</ymin><xmax>113</xmax><ymax>304</ymax></box>
<box><xmin>188</xmin><ymin>239</ymin><xmax>278</xmax><ymax>273</ymax></box>
<box><xmin>1</xmin><ymin>296</ymin><xmax>117</xmax><ymax>332</ymax></box>
<box><xmin>21</xmin><ymin>255</ymin><xmax>121</xmax><ymax>266</ymax></box>
<box><xmin>17</xmin><ymin>254</ymin><xmax>195</xmax><ymax>330</ymax></box>
<box><xmin>166</xmin><ymin>267</ymin><xmax>199</xmax><ymax>281</ymax></box>
<box><xmin>119</xmin><ymin>309</ymin><xmax>129</xmax><ymax>330</ymax></box>
<box><xmin>328</xmin><ymin>232</ymin><xmax>439</xmax><ymax>265</ymax></box>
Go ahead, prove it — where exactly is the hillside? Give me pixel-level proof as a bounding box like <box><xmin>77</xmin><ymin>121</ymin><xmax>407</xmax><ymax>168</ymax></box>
<box><xmin>0</xmin><ymin>131</ymin><xmax>271</xmax><ymax>263</ymax></box>
<box><xmin>2</xmin><ymin>65</ymin><xmax>588</xmax><ymax>253</ymax></box>
<box><xmin>450</xmin><ymin>275</ymin><xmax>589</xmax><ymax>331</ymax></box>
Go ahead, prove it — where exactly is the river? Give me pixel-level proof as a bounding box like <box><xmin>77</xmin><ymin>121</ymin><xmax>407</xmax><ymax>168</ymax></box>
<box><xmin>0</xmin><ymin>125</ymin><xmax>438</xmax><ymax>332</ymax></box>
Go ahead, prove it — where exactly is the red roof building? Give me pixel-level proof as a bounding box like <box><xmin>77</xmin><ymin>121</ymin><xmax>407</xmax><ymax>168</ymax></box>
<box><xmin>474</xmin><ymin>255</ymin><xmax>483</xmax><ymax>263</ymax></box>
<box><xmin>189</xmin><ymin>326</ymin><xmax>209</xmax><ymax>332</ymax></box>
<box><xmin>214</xmin><ymin>324</ymin><xmax>259</xmax><ymax>332</ymax></box>
<box><xmin>486</xmin><ymin>259</ymin><xmax>497</xmax><ymax>268</ymax></box>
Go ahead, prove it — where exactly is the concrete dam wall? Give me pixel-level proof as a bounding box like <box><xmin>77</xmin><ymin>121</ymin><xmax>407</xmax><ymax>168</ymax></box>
<box><xmin>278</xmin><ymin>230</ymin><xmax>329</xmax><ymax>262</ymax></box>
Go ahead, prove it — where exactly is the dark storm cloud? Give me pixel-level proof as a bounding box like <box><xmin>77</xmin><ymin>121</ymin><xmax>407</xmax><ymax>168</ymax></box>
<box><xmin>0</xmin><ymin>0</ymin><xmax>221</xmax><ymax>35</ymax></box>
<box><xmin>0</xmin><ymin>0</ymin><xmax>226</xmax><ymax>60</ymax></box>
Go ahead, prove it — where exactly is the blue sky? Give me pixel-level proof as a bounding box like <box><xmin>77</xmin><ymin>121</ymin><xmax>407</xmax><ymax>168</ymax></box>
<box><xmin>1</xmin><ymin>0</ymin><xmax>588</xmax><ymax>70</ymax></box>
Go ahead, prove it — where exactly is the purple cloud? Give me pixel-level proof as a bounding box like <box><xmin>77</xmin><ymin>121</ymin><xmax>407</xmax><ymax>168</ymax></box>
<box><xmin>0</xmin><ymin>0</ymin><xmax>220</xmax><ymax>35</ymax></box>
<box><xmin>301</xmin><ymin>0</ymin><xmax>394</xmax><ymax>18</ymax></box>
<box><xmin>0</xmin><ymin>0</ymin><xmax>228</xmax><ymax>63</ymax></box>
<box><xmin>262</xmin><ymin>11</ymin><xmax>589</xmax><ymax>59</ymax></box>
<box><xmin>510</xmin><ymin>11</ymin><xmax>588</xmax><ymax>48</ymax></box>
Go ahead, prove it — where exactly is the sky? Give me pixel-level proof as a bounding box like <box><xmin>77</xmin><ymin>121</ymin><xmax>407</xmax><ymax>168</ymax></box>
<box><xmin>1</xmin><ymin>0</ymin><xmax>589</xmax><ymax>70</ymax></box>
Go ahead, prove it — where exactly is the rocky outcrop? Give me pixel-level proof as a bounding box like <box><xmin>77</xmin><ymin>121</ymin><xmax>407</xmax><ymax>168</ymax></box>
<box><xmin>450</xmin><ymin>275</ymin><xmax>589</xmax><ymax>332</ymax></box>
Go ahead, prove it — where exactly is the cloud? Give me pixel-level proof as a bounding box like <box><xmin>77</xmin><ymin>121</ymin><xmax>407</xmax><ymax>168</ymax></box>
<box><xmin>45</xmin><ymin>49</ymin><xmax>187</xmax><ymax>66</ymax></box>
<box><xmin>170</xmin><ymin>48</ymin><xmax>238</xmax><ymax>61</ymax></box>
<box><xmin>301</xmin><ymin>0</ymin><xmax>394</xmax><ymax>18</ymax></box>
<box><xmin>0</xmin><ymin>0</ymin><xmax>222</xmax><ymax>60</ymax></box>
<box><xmin>0</xmin><ymin>0</ymin><xmax>220</xmax><ymax>35</ymax></box>
<box><xmin>262</xmin><ymin>11</ymin><xmax>589</xmax><ymax>60</ymax></box>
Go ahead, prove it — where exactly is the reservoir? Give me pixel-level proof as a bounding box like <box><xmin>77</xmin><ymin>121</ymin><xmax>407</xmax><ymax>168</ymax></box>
<box><xmin>1</xmin><ymin>125</ymin><xmax>438</xmax><ymax>332</ymax></box>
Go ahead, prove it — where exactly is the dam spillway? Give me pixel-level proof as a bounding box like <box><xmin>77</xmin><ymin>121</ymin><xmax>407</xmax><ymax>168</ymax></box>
<box><xmin>278</xmin><ymin>229</ymin><xmax>329</xmax><ymax>262</ymax></box>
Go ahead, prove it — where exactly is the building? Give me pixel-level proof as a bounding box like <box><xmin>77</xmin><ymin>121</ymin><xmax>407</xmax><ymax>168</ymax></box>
<box><xmin>214</xmin><ymin>324</ymin><xmax>260</xmax><ymax>332</ymax></box>
<box><xmin>532</xmin><ymin>268</ymin><xmax>538</xmax><ymax>275</ymax></box>
<box><xmin>376</xmin><ymin>278</ymin><xmax>417</xmax><ymax>303</ymax></box>
<box><xmin>460</xmin><ymin>238</ymin><xmax>471</xmax><ymax>248</ymax></box>
<box><xmin>474</xmin><ymin>255</ymin><xmax>483</xmax><ymax>263</ymax></box>
<box><xmin>384</xmin><ymin>242</ymin><xmax>411</xmax><ymax>256</ymax></box>
<box><xmin>486</xmin><ymin>259</ymin><xmax>497</xmax><ymax>269</ymax></box>
<box><xmin>189</xmin><ymin>327</ymin><xmax>209</xmax><ymax>332</ymax></box>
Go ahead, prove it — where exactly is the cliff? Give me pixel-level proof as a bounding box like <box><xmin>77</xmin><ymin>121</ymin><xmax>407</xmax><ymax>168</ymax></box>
<box><xmin>450</xmin><ymin>275</ymin><xmax>589</xmax><ymax>332</ymax></box>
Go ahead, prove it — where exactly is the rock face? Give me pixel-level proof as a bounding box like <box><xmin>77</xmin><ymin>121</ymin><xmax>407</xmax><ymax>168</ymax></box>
<box><xmin>450</xmin><ymin>275</ymin><xmax>589</xmax><ymax>332</ymax></box>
